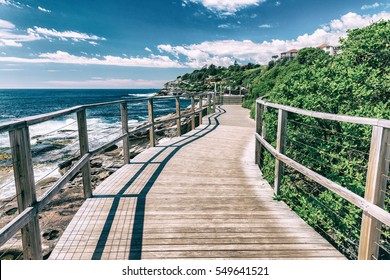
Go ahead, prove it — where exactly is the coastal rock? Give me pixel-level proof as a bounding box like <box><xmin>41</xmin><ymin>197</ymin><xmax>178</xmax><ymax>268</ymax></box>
<box><xmin>36</xmin><ymin>177</ymin><xmax>59</xmax><ymax>188</ymax></box>
<box><xmin>90</xmin><ymin>160</ymin><xmax>103</xmax><ymax>168</ymax></box>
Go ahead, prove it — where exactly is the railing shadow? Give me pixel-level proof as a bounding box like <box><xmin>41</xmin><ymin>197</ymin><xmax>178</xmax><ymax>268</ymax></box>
<box><xmin>91</xmin><ymin>106</ymin><xmax>226</xmax><ymax>260</ymax></box>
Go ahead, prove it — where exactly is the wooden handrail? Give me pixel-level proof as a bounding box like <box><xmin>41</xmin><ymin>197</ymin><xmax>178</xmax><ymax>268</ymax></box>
<box><xmin>0</xmin><ymin>92</ymin><xmax>214</xmax><ymax>258</ymax></box>
<box><xmin>255</xmin><ymin>99</ymin><xmax>390</xmax><ymax>260</ymax></box>
<box><xmin>256</xmin><ymin>99</ymin><xmax>390</xmax><ymax>128</ymax></box>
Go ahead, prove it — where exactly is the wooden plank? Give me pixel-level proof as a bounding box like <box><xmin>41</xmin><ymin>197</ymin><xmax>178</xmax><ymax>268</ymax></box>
<box><xmin>358</xmin><ymin>127</ymin><xmax>390</xmax><ymax>259</ymax></box>
<box><xmin>77</xmin><ymin>109</ymin><xmax>92</xmax><ymax>198</ymax></box>
<box><xmin>274</xmin><ymin>109</ymin><xmax>287</xmax><ymax>195</ymax></box>
<box><xmin>256</xmin><ymin>132</ymin><xmax>390</xmax><ymax>227</ymax></box>
<box><xmin>9</xmin><ymin>126</ymin><xmax>42</xmax><ymax>260</ymax></box>
<box><xmin>141</xmin><ymin>250</ymin><xmax>345</xmax><ymax>259</ymax></box>
<box><xmin>148</xmin><ymin>98</ymin><xmax>155</xmax><ymax>147</ymax></box>
<box><xmin>120</xmin><ymin>102</ymin><xmax>130</xmax><ymax>164</ymax></box>
<box><xmin>176</xmin><ymin>96</ymin><xmax>181</xmax><ymax>136</ymax></box>
<box><xmin>257</xmin><ymin>100</ymin><xmax>390</xmax><ymax>129</ymax></box>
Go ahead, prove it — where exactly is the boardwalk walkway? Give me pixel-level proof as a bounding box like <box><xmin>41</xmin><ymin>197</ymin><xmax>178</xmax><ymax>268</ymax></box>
<box><xmin>50</xmin><ymin>106</ymin><xmax>345</xmax><ymax>260</ymax></box>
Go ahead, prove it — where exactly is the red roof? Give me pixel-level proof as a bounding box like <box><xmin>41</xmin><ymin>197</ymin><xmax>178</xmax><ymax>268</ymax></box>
<box><xmin>281</xmin><ymin>49</ymin><xmax>299</xmax><ymax>54</ymax></box>
<box><xmin>317</xmin><ymin>44</ymin><xmax>332</xmax><ymax>48</ymax></box>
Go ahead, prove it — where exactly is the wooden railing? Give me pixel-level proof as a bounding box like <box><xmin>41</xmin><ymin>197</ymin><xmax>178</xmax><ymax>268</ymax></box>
<box><xmin>0</xmin><ymin>92</ymin><xmax>217</xmax><ymax>259</ymax></box>
<box><xmin>255</xmin><ymin>98</ymin><xmax>390</xmax><ymax>260</ymax></box>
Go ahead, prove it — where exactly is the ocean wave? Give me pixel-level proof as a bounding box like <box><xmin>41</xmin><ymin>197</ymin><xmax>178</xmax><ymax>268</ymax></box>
<box><xmin>128</xmin><ymin>92</ymin><xmax>157</xmax><ymax>98</ymax></box>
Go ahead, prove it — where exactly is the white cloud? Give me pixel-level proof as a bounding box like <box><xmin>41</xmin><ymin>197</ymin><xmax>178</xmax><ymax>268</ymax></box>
<box><xmin>145</xmin><ymin>47</ymin><xmax>152</xmax><ymax>52</ymax></box>
<box><xmin>0</xmin><ymin>0</ymin><xmax>22</xmax><ymax>8</ymax></box>
<box><xmin>0</xmin><ymin>19</ymin><xmax>39</xmax><ymax>47</ymax></box>
<box><xmin>0</xmin><ymin>68</ymin><xmax>21</xmax><ymax>71</ymax></box>
<box><xmin>259</xmin><ymin>24</ymin><xmax>272</xmax><ymax>28</ymax></box>
<box><xmin>27</xmin><ymin>27</ymin><xmax>106</xmax><ymax>42</ymax></box>
<box><xmin>0</xmin><ymin>21</ymin><xmax>104</xmax><ymax>47</ymax></box>
<box><xmin>185</xmin><ymin>0</ymin><xmax>266</xmax><ymax>14</ymax></box>
<box><xmin>361</xmin><ymin>3</ymin><xmax>382</xmax><ymax>10</ymax></box>
<box><xmin>157</xmin><ymin>11</ymin><xmax>390</xmax><ymax>65</ymax></box>
<box><xmin>275</xmin><ymin>1</ymin><xmax>281</xmax><ymax>6</ymax></box>
<box><xmin>44</xmin><ymin>78</ymin><xmax>166</xmax><ymax>88</ymax></box>
<box><xmin>218</xmin><ymin>23</ymin><xmax>231</xmax><ymax>29</ymax></box>
<box><xmin>0</xmin><ymin>19</ymin><xmax>15</xmax><ymax>29</ymax></box>
<box><xmin>38</xmin><ymin>6</ymin><xmax>51</xmax><ymax>13</ymax></box>
<box><xmin>0</xmin><ymin>51</ymin><xmax>184</xmax><ymax>68</ymax></box>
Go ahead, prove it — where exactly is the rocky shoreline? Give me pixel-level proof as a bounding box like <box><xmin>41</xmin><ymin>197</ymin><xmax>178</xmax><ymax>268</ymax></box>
<box><xmin>0</xmin><ymin>109</ymin><xmax>200</xmax><ymax>260</ymax></box>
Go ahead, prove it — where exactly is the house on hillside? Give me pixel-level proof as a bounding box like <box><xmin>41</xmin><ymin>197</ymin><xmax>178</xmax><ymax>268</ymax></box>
<box><xmin>280</xmin><ymin>49</ymin><xmax>299</xmax><ymax>59</ymax></box>
<box><xmin>317</xmin><ymin>44</ymin><xmax>338</xmax><ymax>56</ymax></box>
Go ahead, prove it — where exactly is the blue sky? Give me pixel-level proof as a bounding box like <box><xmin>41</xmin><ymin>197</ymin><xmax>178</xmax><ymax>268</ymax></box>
<box><xmin>0</xmin><ymin>0</ymin><xmax>389</xmax><ymax>88</ymax></box>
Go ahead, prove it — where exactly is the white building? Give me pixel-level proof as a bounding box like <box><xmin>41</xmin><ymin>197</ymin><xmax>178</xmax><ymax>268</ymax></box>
<box><xmin>317</xmin><ymin>44</ymin><xmax>338</xmax><ymax>56</ymax></box>
<box><xmin>280</xmin><ymin>49</ymin><xmax>299</xmax><ymax>59</ymax></box>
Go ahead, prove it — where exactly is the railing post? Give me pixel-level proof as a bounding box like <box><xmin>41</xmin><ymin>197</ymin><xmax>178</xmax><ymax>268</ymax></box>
<box><xmin>148</xmin><ymin>98</ymin><xmax>155</xmax><ymax>147</ymax></box>
<box><xmin>255</xmin><ymin>103</ymin><xmax>263</xmax><ymax>166</ymax></box>
<box><xmin>9</xmin><ymin>126</ymin><xmax>42</xmax><ymax>259</ymax></box>
<box><xmin>77</xmin><ymin>109</ymin><xmax>92</xmax><ymax>198</ymax></box>
<box><xmin>207</xmin><ymin>94</ymin><xmax>211</xmax><ymax>114</ymax></box>
<box><xmin>199</xmin><ymin>95</ymin><xmax>203</xmax><ymax>125</ymax></box>
<box><xmin>191</xmin><ymin>95</ymin><xmax>195</xmax><ymax>130</ymax></box>
<box><xmin>358</xmin><ymin>127</ymin><xmax>390</xmax><ymax>260</ymax></box>
<box><xmin>256</xmin><ymin>104</ymin><xmax>267</xmax><ymax>167</ymax></box>
<box><xmin>120</xmin><ymin>102</ymin><xmax>130</xmax><ymax>164</ymax></box>
<box><xmin>274</xmin><ymin>109</ymin><xmax>287</xmax><ymax>196</ymax></box>
<box><xmin>212</xmin><ymin>93</ymin><xmax>216</xmax><ymax>112</ymax></box>
<box><xmin>175</xmin><ymin>96</ymin><xmax>181</xmax><ymax>136</ymax></box>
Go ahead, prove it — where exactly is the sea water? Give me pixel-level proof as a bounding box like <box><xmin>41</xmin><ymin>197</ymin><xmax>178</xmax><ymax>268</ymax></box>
<box><xmin>0</xmin><ymin>89</ymin><xmax>189</xmax><ymax>199</ymax></box>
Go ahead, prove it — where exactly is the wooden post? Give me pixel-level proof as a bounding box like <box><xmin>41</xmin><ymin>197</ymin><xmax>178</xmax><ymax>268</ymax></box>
<box><xmin>199</xmin><ymin>95</ymin><xmax>203</xmax><ymax>125</ymax></box>
<box><xmin>207</xmin><ymin>94</ymin><xmax>211</xmax><ymax>114</ymax></box>
<box><xmin>191</xmin><ymin>96</ymin><xmax>195</xmax><ymax>130</ymax></box>
<box><xmin>77</xmin><ymin>109</ymin><xmax>92</xmax><ymax>198</ymax></box>
<box><xmin>358</xmin><ymin>127</ymin><xmax>390</xmax><ymax>260</ymax></box>
<box><xmin>212</xmin><ymin>93</ymin><xmax>216</xmax><ymax>112</ymax></box>
<box><xmin>255</xmin><ymin>103</ymin><xmax>262</xmax><ymax>166</ymax></box>
<box><xmin>9</xmin><ymin>126</ymin><xmax>42</xmax><ymax>259</ymax></box>
<box><xmin>120</xmin><ymin>102</ymin><xmax>130</xmax><ymax>164</ymax></box>
<box><xmin>148</xmin><ymin>98</ymin><xmax>155</xmax><ymax>147</ymax></box>
<box><xmin>274</xmin><ymin>109</ymin><xmax>287</xmax><ymax>195</ymax></box>
<box><xmin>175</xmin><ymin>96</ymin><xmax>181</xmax><ymax>136</ymax></box>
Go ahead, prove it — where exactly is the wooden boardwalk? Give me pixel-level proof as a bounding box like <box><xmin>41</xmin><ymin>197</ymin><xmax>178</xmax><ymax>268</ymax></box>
<box><xmin>49</xmin><ymin>106</ymin><xmax>345</xmax><ymax>260</ymax></box>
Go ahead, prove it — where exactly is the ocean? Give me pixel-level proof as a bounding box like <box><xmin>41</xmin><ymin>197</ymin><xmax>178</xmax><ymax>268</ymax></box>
<box><xmin>0</xmin><ymin>89</ymin><xmax>190</xmax><ymax>199</ymax></box>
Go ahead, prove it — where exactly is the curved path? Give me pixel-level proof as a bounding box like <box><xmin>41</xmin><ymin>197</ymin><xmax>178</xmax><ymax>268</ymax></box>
<box><xmin>50</xmin><ymin>106</ymin><xmax>345</xmax><ymax>260</ymax></box>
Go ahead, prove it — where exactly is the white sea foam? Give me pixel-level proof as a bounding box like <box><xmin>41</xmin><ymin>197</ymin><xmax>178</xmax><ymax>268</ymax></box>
<box><xmin>128</xmin><ymin>92</ymin><xmax>156</xmax><ymax>97</ymax></box>
<box><xmin>0</xmin><ymin>116</ymin><xmax>144</xmax><ymax>199</ymax></box>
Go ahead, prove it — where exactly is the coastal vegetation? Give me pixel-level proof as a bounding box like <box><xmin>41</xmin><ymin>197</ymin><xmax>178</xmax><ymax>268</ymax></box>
<box><xmin>163</xmin><ymin>20</ymin><xmax>390</xmax><ymax>258</ymax></box>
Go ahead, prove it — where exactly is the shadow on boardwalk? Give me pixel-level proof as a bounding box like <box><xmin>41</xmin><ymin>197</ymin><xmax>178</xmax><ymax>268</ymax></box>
<box><xmin>92</xmin><ymin>107</ymin><xmax>226</xmax><ymax>260</ymax></box>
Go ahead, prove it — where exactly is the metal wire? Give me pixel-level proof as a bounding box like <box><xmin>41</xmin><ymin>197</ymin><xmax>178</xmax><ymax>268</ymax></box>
<box><xmin>0</xmin><ymin>192</ymin><xmax>21</xmax><ymax>212</ymax></box>
<box><xmin>34</xmin><ymin>166</ymin><xmax>60</xmax><ymax>185</ymax></box>
<box><xmin>287</xmin><ymin>128</ymin><xmax>370</xmax><ymax>159</ymax></box>
<box><xmin>285</xmin><ymin>169</ymin><xmax>363</xmax><ymax>228</ymax></box>
<box><xmin>33</xmin><ymin>121</ymin><xmax>77</xmax><ymax>139</ymax></box>
<box><xmin>374</xmin><ymin>241</ymin><xmax>390</xmax><ymax>257</ymax></box>
<box><xmin>287</xmin><ymin>137</ymin><xmax>368</xmax><ymax>171</ymax></box>
<box><xmin>0</xmin><ymin>178</ymin><xmax>16</xmax><ymax>191</ymax></box>
<box><xmin>290</xmin><ymin>148</ymin><xmax>367</xmax><ymax>181</ymax></box>
<box><xmin>0</xmin><ymin>237</ymin><xmax>22</xmax><ymax>259</ymax></box>
<box><xmin>288</xmin><ymin>119</ymin><xmax>371</xmax><ymax>142</ymax></box>
<box><xmin>285</xmin><ymin>167</ymin><xmax>364</xmax><ymax>223</ymax></box>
